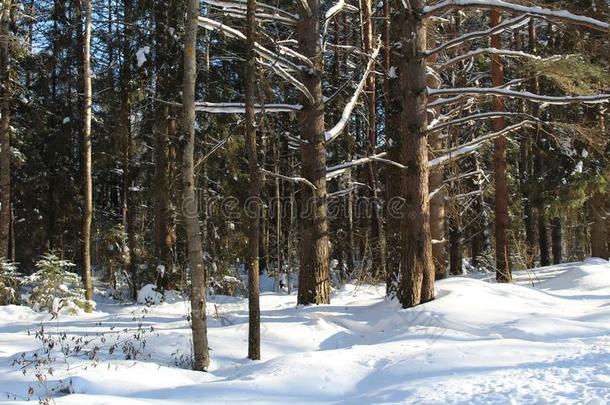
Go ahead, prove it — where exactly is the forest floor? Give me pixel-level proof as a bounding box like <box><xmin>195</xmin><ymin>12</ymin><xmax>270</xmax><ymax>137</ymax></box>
<box><xmin>1</xmin><ymin>260</ymin><xmax>610</xmax><ymax>404</ymax></box>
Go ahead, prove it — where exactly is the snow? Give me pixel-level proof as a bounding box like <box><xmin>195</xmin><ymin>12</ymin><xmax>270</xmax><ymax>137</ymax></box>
<box><xmin>136</xmin><ymin>283</ymin><xmax>163</xmax><ymax>306</ymax></box>
<box><xmin>2</xmin><ymin>260</ymin><xmax>610</xmax><ymax>403</ymax></box>
<box><xmin>135</xmin><ymin>46</ymin><xmax>150</xmax><ymax>68</ymax></box>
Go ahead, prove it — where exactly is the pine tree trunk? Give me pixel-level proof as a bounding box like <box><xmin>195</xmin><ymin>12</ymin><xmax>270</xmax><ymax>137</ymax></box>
<box><xmin>491</xmin><ymin>10</ymin><xmax>511</xmax><ymax>282</ymax></box>
<box><xmin>590</xmin><ymin>191</ymin><xmax>608</xmax><ymax>259</ymax></box>
<box><xmin>120</xmin><ymin>0</ymin><xmax>137</xmax><ymax>299</ymax></box>
<box><xmin>245</xmin><ymin>0</ymin><xmax>261</xmax><ymax>360</ymax></box>
<box><xmin>384</xmin><ymin>0</ymin><xmax>402</xmax><ymax>298</ymax></box>
<box><xmin>81</xmin><ymin>0</ymin><xmax>94</xmax><ymax>301</ymax></box>
<box><xmin>0</xmin><ymin>0</ymin><xmax>11</xmax><ymax>259</ymax></box>
<box><xmin>519</xmin><ymin>137</ymin><xmax>536</xmax><ymax>267</ymax></box>
<box><xmin>153</xmin><ymin>1</ymin><xmax>176</xmax><ymax>284</ymax></box>
<box><xmin>538</xmin><ymin>216</ymin><xmax>550</xmax><ymax>266</ymax></box>
<box><xmin>427</xmin><ymin>55</ymin><xmax>446</xmax><ymax>280</ymax></box>
<box><xmin>296</xmin><ymin>0</ymin><xmax>330</xmax><ymax>305</ymax></box>
<box><xmin>449</xmin><ymin>220</ymin><xmax>462</xmax><ymax>276</ymax></box>
<box><xmin>397</xmin><ymin>0</ymin><xmax>435</xmax><ymax>308</ymax></box>
<box><xmin>551</xmin><ymin>217</ymin><xmax>562</xmax><ymax>265</ymax></box>
<box><xmin>362</xmin><ymin>0</ymin><xmax>385</xmax><ymax>280</ymax></box>
<box><xmin>182</xmin><ymin>0</ymin><xmax>210</xmax><ymax>371</ymax></box>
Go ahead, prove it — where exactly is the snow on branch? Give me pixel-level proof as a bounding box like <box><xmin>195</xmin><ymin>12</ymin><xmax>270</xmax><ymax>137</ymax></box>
<box><xmin>427</xmin><ymin>111</ymin><xmax>539</xmax><ymax>132</ymax></box>
<box><xmin>423</xmin><ymin>1</ymin><xmax>610</xmax><ymax>32</ymax></box>
<box><xmin>438</xmin><ymin>48</ymin><xmax>551</xmax><ymax>69</ymax></box>
<box><xmin>429</xmin><ymin>121</ymin><xmax>534</xmax><ymax>167</ymax></box>
<box><xmin>202</xmin><ymin>0</ymin><xmax>299</xmax><ymax>23</ymax></box>
<box><xmin>260</xmin><ymin>168</ymin><xmax>317</xmax><ymax>190</ymax></box>
<box><xmin>266</xmin><ymin>62</ymin><xmax>315</xmax><ymax>104</ymax></box>
<box><xmin>195</xmin><ymin>102</ymin><xmax>302</xmax><ymax>113</ymax></box>
<box><xmin>325</xmin><ymin>42</ymin><xmax>382</xmax><ymax>144</ymax></box>
<box><xmin>326</xmin><ymin>152</ymin><xmax>405</xmax><ymax>180</ymax></box>
<box><xmin>428</xmin><ymin>87</ymin><xmax>610</xmax><ymax>105</ymax></box>
<box><xmin>198</xmin><ymin>17</ymin><xmax>310</xmax><ymax>72</ymax></box>
<box><xmin>426</xmin><ymin>14</ymin><xmax>531</xmax><ymax>57</ymax></box>
<box><xmin>325</xmin><ymin>0</ymin><xmax>358</xmax><ymax>20</ymax></box>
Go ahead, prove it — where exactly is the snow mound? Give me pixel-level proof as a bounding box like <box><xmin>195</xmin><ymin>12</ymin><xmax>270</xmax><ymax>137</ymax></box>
<box><xmin>540</xmin><ymin>259</ymin><xmax>610</xmax><ymax>293</ymax></box>
<box><xmin>137</xmin><ymin>284</ymin><xmax>162</xmax><ymax>306</ymax></box>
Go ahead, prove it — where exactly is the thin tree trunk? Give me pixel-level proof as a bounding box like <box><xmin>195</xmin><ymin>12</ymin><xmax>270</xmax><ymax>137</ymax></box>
<box><xmin>120</xmin><ymin>0</ymin><xmax>137</xmax><ymax>299</ymax></box>
<box><xmin>182</xmin><ymin>0</ymin><xmax>210</xmax><ymax>371</ymax></box>
<box><xmin>81</xmin><ymin>0</ymin><xmax>94</xmax><ymax>301</ymax></box>
<box><xmin>551</xmin><ymin>217</ymin><xmax>562</xmax><ymax>265</ymax></box>
<box><xmin>245</xmin><ymin>0</ymin><xmax>260</xmax><ymax>360</ymax></box>
<box><xmin>0</xmin><ymin>0</ymin><xmax>11</xmax><ymax>259</ymax></box>
<box><xmin>362</xmin><ymin>0</ymin><xmax>385</xmax><ymax>280</ymax></box>
<box><xmin>519</xmin><ymin>137</ymin><xmax>535</xmax><ymax>267</ymax></box>
<box><xmin>296</xmin><ymin>0</ymin><xmax>330</xmax><ymax>305</ymax></box>
<box><xmin>491</xmin><ymin>10</ymin><xmax>511</xmax><ymax>282</ymax></box>
<box><xmin>590</xmin><ymin>191</ymin><xmax>608</xmax><ymax>259</ymax></box>
<box><xmin>449</xmin><ymin>220</ymin><xmax>462</xmax><ymax>275</ymax></box>
<box><xmin>397</xmin><ymin>0</ymin><xmax>435</xmax><ymax>308</ymax></box>
<box><xmin>385</xmin><ymin>0</ymin><xmax>403</xmax><ymax>298</ymax></box>
<box><xmin>153</xmin><ymin>1</ymin><xmax>176</xmax><ymax>284</ymax></box>
<box><xmin>427</xmin><ymin>53</ymin><xmax>446</xmax><ymax>280</ymax></box>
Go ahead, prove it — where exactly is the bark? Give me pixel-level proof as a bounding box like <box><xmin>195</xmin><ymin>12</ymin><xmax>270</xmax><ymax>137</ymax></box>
<box><xmin>154</xmin><ymin>1</ymin><xmax>176</xmax><ymax>280</ymax></box>
<box><xmin>182</xmin><ymin>0</ymin><xmax>211</xmax><ymax>371</ymax></box>
<box><xmin>81</xmin><ymin>0</ymin><xmax>94</xmax><ymax>301</ymax></box>
<box><xmin>384</xmin><ymin>0</ymin><xmax>403</xmax><ymax>298</ymax></box>
<box><xmin>397</xmin><ymin>0</ymin><xmax>435</xmax><ymax>308</ymax></box>
<box><xmin>590</xmin><ymin>191</ymin><xmax>608</xmax><ymax>259</ymax></box>
<box><xmin>519</xmin><ymin>137</ymin><xmax>536</xmax><ymax>267</ymax></box>
<box><xmin>0</xmin><ymin>0</ymin><xmax>11</xmax><ymax>259</ymax></box>
<box><xmin>449</xmin><ymin>220</ymin><xmax>463</xmax><ymax>276</ymax></box>
<box><xmin>491</xmin><ymin>10</ymin><xmax>511</xmax><ymax>282</ymax></box>
<box><xmin>245</xmin><ymin>0</ymin><xmax>260</xmax><ymax>360</ymax></box>
<box><xmin>361</xmin><ymin>0</ymin><xmax>386</xmax><ymax>279</ymax></box>
<box><xmin>538</xmin><ymin>214</ymin><xmax>550</xmax><ymax>266</ymax></box>
<box><xmin>296</xmin><ymin>0</ymin><xmax>330</xmax><ymax>305</ymax></box>
<box><xmin>427</xmin><ymin>55</ymin><xmax>446</xmax><ymax>280</ymax></box>
<box><xmin>551</xmin><ymin>217</ymin><xmax>562</xmax><ymax>265</ymax></box>
<box><xmin>120</xmin><ymin>0</ymin><xmax>138</xmax><ymax>299</ymax></box>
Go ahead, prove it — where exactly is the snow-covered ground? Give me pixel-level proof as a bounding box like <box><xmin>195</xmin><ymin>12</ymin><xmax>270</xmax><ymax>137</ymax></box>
<box><xmin>1</xmin><ymin>259</ymin><xmax>610</xmax><ymax>404</ymax></box>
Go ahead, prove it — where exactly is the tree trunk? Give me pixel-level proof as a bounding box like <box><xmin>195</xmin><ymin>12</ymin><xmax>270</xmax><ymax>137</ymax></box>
<box><xmin>590</xmin><ymin>191</ymin><xmax>608</xmax><ymax>259</ymax></box>
<box><xmin>361</xmin><ymin>0</ymin><xmax>385</xmax><ymax>280</ymax></box>
<box><xmin>551</xmin><ymin>217</ymin><xmax>562</xmax><ymax>265</ymax></box>
<box><xmin>153</xmin><ymin>1</ymin><xmax>178</xmax><ymax>284</ymax></box>
<box><xmin>0</xmin><ymin>0</ymin><xmax>11</xmax><ymax>260</ymax></box>
<box><xmin>296</xmin><ymin>0</ymin><xmax>330</xmax><ymax>305</ymax></box>
<box><xmin>245</xmin><ymin>0</ymin><xmax>261</xmax><ymax>360</ymax></box>
<box><xmin>120</xmin><ymin>0</ymin><xmax>137</xmax><ymax>299</ymax></box>
<box><xmin>182</xmin><ymin>0</ymin><xmax>210</xmax><ymax>371</ymax></box>
<box><xmin>384</xmin><ymin>0</ymin><xmax>402</xmax><ymax>298</ymax></box>
<box><xmin>491</xmin><ymin>10</ymin><xmax>511</xmax><ymax>282</ymax></box>
<box><xmin>538</xmin><ymin>216</ymin><xmax>550</xmax><ymax>266</ymax></box>
<box><xmin>397</xmin><ymin>0</ymin><xmax>435</xmax><ymax>308</ymax></box>
<box><xmin>81</xmin><ymin>0</ymin><xmax>94</xmax><ymax>301</ymax></box>
<box><xmin>519</xmin><ymin>135</ymin><xmax>536</xmax><ymax>268</ymax></box>
<box><xmin>427</xmin><ymin>54</ymin><xmax>446</xmax><ymax>280</ymax></box>
<box><xmin>449</xmin><ymin>220</ymin><xmax>462</xmax><ymax>276</ymax></box>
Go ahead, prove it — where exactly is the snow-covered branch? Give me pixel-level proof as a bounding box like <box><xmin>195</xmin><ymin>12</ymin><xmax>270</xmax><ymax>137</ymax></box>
<box><xmin>426</xmin><ymin>14</ymin><xmax>531</xmax><ymax>57</ymax></box>
<box><xmin>202</xmin><ymin>0</ymin><xmax>299</xmax><ymax>23</ymax></box>
<box><xmin>198</xmin><ymin>17</ymin><xmax>309</xmax><ymax>72</ymax></box>
<box><xmin>438</xmin><ymin>48</ymin><xmax>548</xmax><ymax>69</ymax></box>
<box><xmin>326</xmin><ymin>152</ymin><xmax>409</xmax><ymax>180</ymax></box>
<box><xmin>325</xmin><ymin>42</ymin><xmax>382</xmax><ymax>144</ymax></box>
<box><xmin>423</xmin><ymin>1</ymin><xmax>610</xmax><ymax>32</ymax></box>
<box><xmin>195</xmin><ymin>102</ymin><xmax>302</xmax><ymax>113</ymax></box>
<box><xmin>427</xmin><ymin>111</ymin><xmax>539</xmax><ymax>132</ymax></box>
<box><xmin>429</xmin><ymin>87</ymin><xmax>610</xmax><ymax>105</ymax></box>
<box><xmin>429</xmin><ymin>121</ymin><xmax>534</xmax><ymax>167</ymax></box>
<box><xmin>260</xmin><ymin>168</ymin><xmax>317</xmax><ymax>190</ymax></box>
